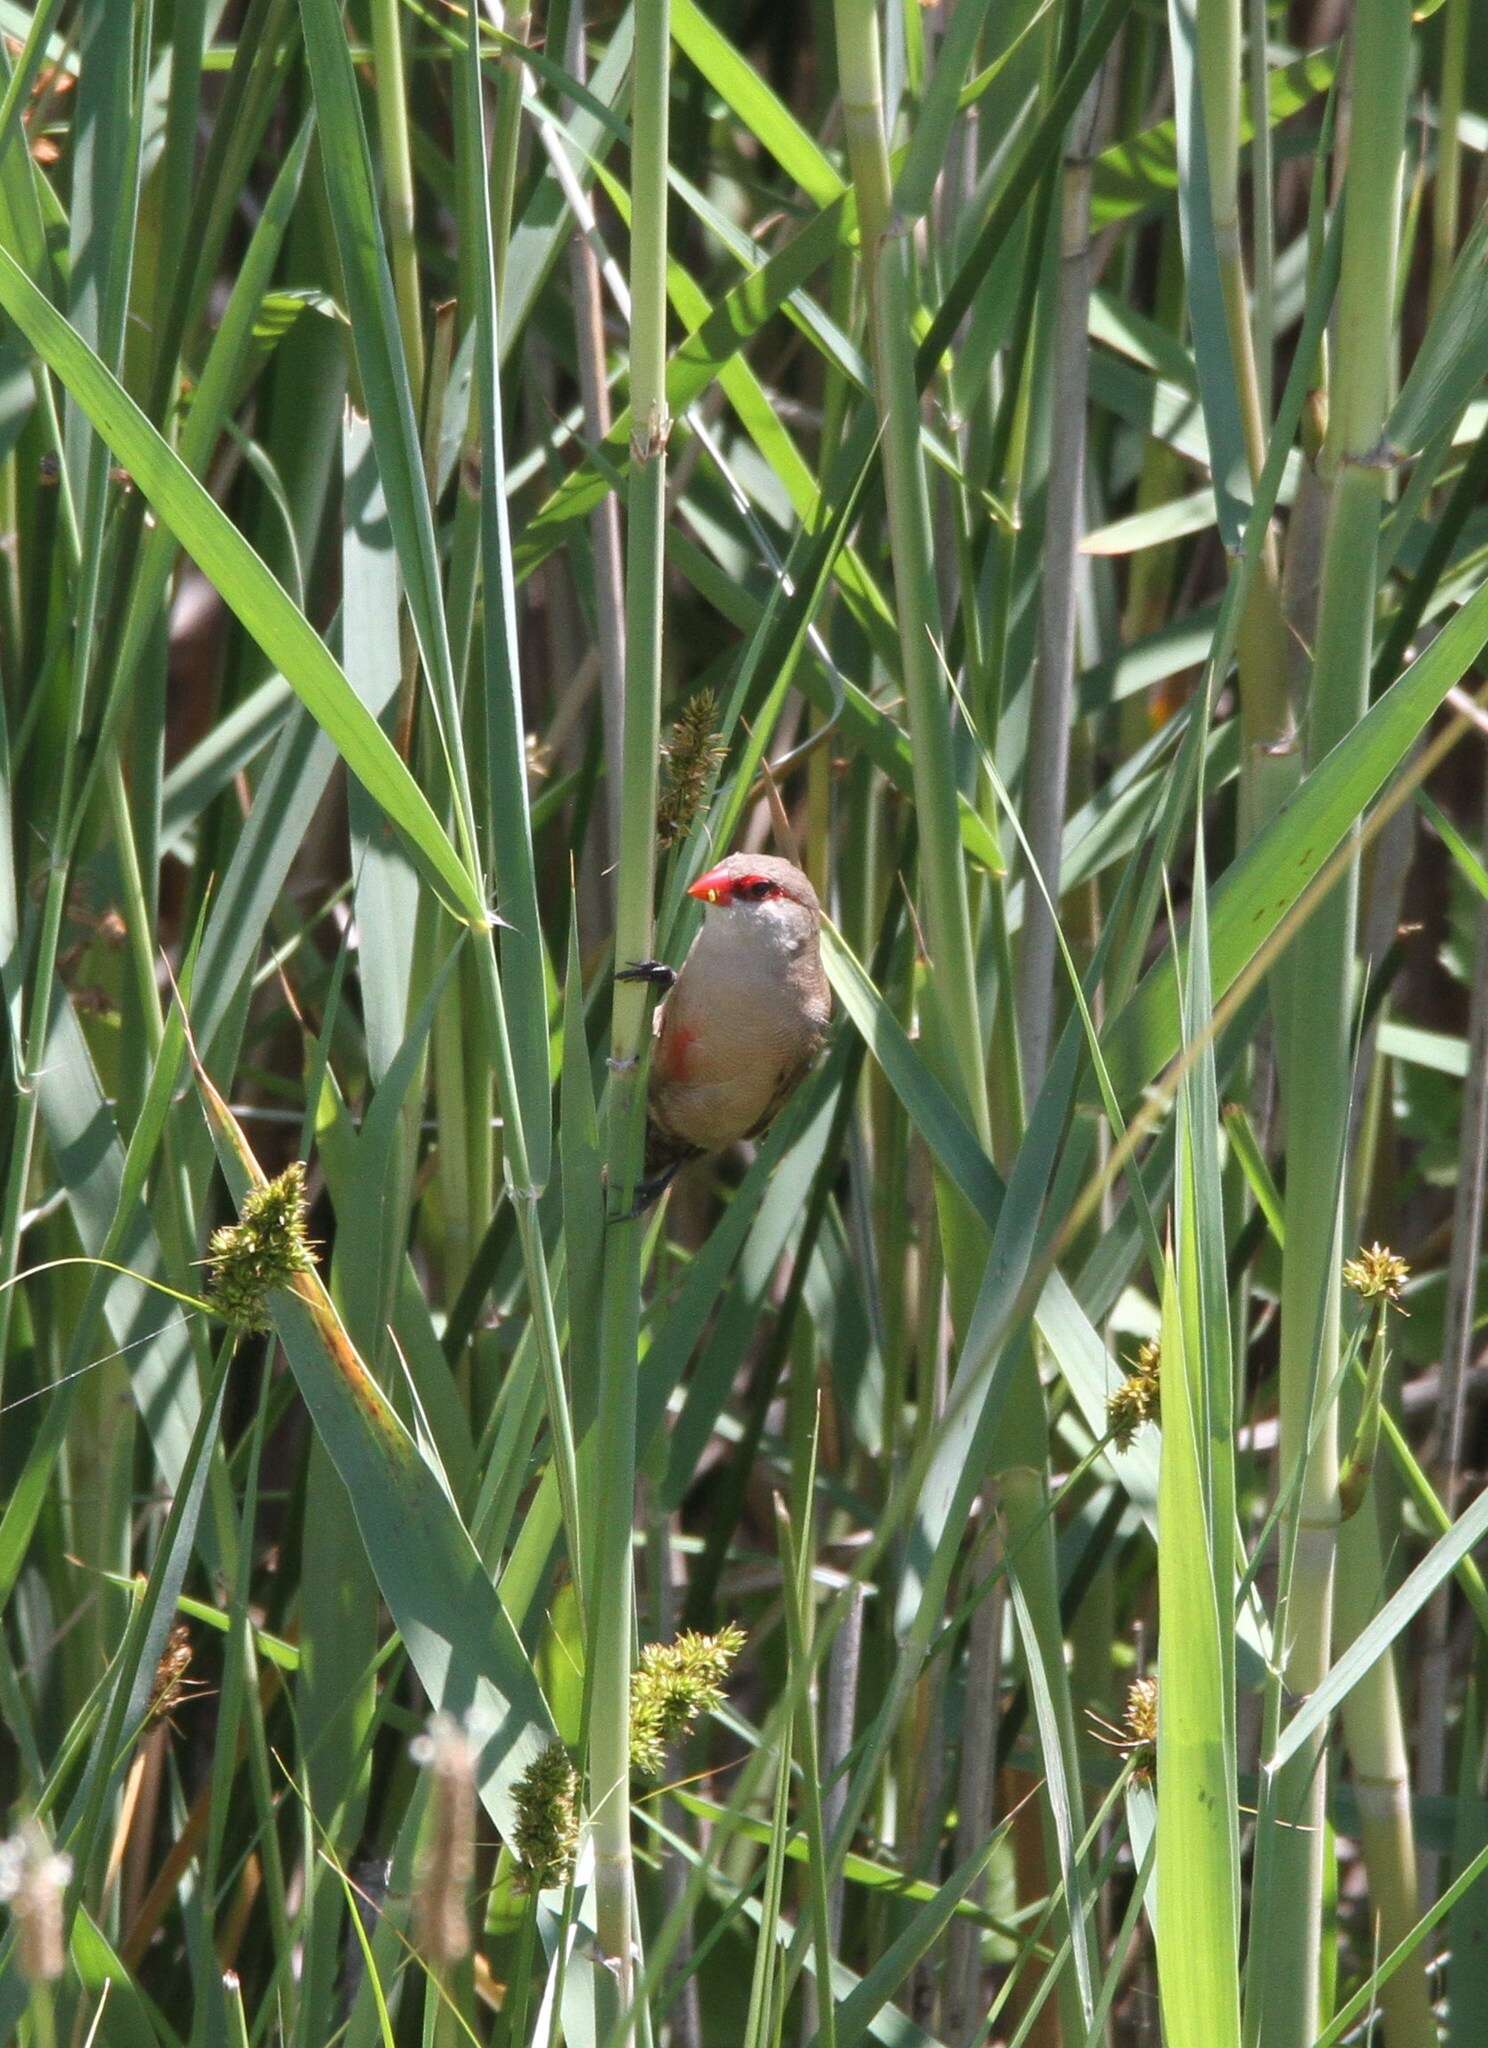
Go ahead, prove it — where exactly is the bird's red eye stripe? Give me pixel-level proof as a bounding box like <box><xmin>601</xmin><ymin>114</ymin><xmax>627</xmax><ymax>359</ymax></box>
<box><xmin>687</xmin><ymin>865</ymin><xmax>779</xmax><ymax>904</ymax></box>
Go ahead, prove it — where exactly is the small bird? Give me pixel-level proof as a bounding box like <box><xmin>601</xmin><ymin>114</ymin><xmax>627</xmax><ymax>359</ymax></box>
<box><xmin>616</xmin><ymin>853</ymin><xmax>831</xmax><ymax>1210</ymax></box>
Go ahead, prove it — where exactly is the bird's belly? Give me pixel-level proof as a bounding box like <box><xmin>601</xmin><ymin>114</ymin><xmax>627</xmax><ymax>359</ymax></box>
<box><xmin>652</xmin><ymin>997</ymin><xmax>799</xmax><ymax>1150</ymax></box>
<box><xmin>656</xmin><ymin>1066</ymin><xmax>783</xmax><ymax>1152</ymax></box>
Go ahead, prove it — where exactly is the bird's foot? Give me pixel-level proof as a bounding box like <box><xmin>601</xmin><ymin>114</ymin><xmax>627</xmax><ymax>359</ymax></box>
<box><xmin>615</xmin><ymin>958</ymin><xmax>677</xmax><ymax>990</ymax></box>
<box><xmin>607</xmin><ymin>1161</ymin><xmax>685</xmax><ymax>1223</ymax></box>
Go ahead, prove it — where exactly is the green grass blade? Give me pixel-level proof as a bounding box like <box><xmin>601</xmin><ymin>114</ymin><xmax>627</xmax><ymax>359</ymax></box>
<box><xmin>1385</xmin><ymin>203</ymin><xmax>1488</xmax><ymax>457</ymax></box>
<box><xmin>1007</xmin><ymin>1569</ymin><xmax>1096</xmax><ymax>2029</ymax></box>
<box><xmin>1269</xmin><ymin>1481</ymin><xmax>1488</xmax><ymax>1774</ymax></box>
<box><xmin>1090</xmin><ymin>44</ymin><xmax>1337</xmax><ymax>228</ymax></box>
<box><xmin>806</xmin><ymin>1832</ymin><xmax>1001</xmax><ymax>2048</ymax></box>
<box><xmin>1155</xmin><ymin>1234</ymin><xmax>1242</xmax><ymax>2042</ymax></box>
<box><xmin>0</xmin><ymin>243</ymin><xmax>484</xmax><ymax>924</ymax></box>
<box><xmin>196</xmin><ymin>1078</ymin><xmax>557</xmax><ymax>1844</ymax></box>
<box><xmin>818</xmin><ymin>918</ymin><xmax>1002</xmax><ymax>1228</ymax></box>
<box><xmin>458</xmin><ymin>0</ymin><xmax>550</xmax><ymax>1187</ymax></box>
<box><xmin>296</xmin><ymin>0</ymin><xmax>460</xmax><ymax>728</ymax></box>
<box><xmin>1101</xmin><ymin>571</ymin><xmax>1488</xmax><ymax>1101</ymax></box>
<box><xmin>670</xmin><ymin>0</ymin><xmax>842</xmax><ymax>207</ymax></box>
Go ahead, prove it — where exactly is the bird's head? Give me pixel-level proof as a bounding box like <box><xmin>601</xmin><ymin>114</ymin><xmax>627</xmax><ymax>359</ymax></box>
<box><xmin>687</xmin><ymin>854</ymin><xmax>822</xmax><ymax>948</ymax></box>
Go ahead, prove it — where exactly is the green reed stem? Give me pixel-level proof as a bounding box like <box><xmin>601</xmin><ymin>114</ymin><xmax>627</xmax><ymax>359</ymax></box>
<box><xmin>591</xmin><ymin>0</ymin><xmax>671</xmax><ymax>2019</ymax></box>
<box><xmin>833</xmin><ymin>0</ymin><xmax>990</xmax><ymax>1161</ymax></box>
<box><xmin>370</xmin><ymin>0</ymin><xmax>425</xmax><ymax>397</ymax></box>
<box><xmin>1428</xmin><ymin>0</ymin><xmax>1467</xmax><ymax>317</ymax></box>
<box><xmin>1251</xmin><ymin>2</ymin><xmax>1411</xmax><ymax>2040</ymax></box>
<box><xmin>1196</xmin><ymin>0</ymin><xmax>1295</xmax><ymax>840</ymax></box>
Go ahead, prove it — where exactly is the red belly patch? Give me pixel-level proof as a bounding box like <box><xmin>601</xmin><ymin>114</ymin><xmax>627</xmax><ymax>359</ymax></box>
<box><xmin>658</xmin><ymin>1018</ymin><xmax>697</xmax><ymax>1081</ymax></box>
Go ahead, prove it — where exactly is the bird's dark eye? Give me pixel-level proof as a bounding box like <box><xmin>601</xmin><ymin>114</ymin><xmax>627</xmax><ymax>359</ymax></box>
<box><xmin>741</xmin><ymin>878</ymin><xmax>775</xmax><ymax>901</ymax></box>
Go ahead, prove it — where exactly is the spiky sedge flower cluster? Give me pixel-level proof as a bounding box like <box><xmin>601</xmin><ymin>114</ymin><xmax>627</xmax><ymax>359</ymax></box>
<box><xmin>656</xmin><ymin>690</ymin><xmax>726</xmax><ymax>848</ymax></box>
<box><xmin>207</xmin><ymin>1161</ymin><xmax>316</xmax><ymax>1331</ymax></box>
<box><xmin>1342</xmin><ymin>1241</ymin><xmax>1410</xmax><ymax>1308</ymax></box>
<box><xmin>629</xmin><ymin>1623</ymin><xmax>745</xmax><ymax>1777</ymax></box>
<box><xmin>1107</xmin><ymin>1337</ymin><xmax>1161</xmax><ymax>1450</ymax></box>
<box><xmin>1089</xmin><ymin>1673</ymin><xmax>1158</xmax><ymax>1779</ymax></box>
<box><xmin>409</xmin><ymin>1714</ymin><xmax>476</xmax><ymax>1962</ymax></box>
<box><xmin>1339</xmin><ymin>1244</ymin><xmax>1409</xmax><ymax>1520</ymax></box>
<box><xmin>512</xmin><ymin>1740</ymin><xmax>581</xmax><ymax>1895</ymax></box>
<box><xmin>1121</xmin><ymin>1677</ymin><xmax>1158</xmax><ymax>1777</ymax></box>
<box><xmin>506</xmin><ymin>1626</ymin><xmax>744</xmax><ymax>1891</ymax></box>
<box><xmin>0</xmin><ymin>1821</ymin><xmax>72</xmax><ymax>1984</ymax></box>
<box><xmin>147</xmin><ymin>1623</ymin><xmax>200</xmax><ymax>1729</ymax></box>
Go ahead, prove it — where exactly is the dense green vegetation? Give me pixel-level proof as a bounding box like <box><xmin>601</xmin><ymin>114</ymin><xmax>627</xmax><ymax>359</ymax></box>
<box><xmin>1</xmin><ymin>1</ymin><xmax>1487</xmax><ymax>2042</ymax></box>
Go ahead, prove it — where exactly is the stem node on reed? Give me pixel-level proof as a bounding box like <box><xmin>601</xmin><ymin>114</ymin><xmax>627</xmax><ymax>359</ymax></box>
<box><xmin>630</xmin><ymin>403</ymin><xmax>672</xmax><ymax>462</ymax></box>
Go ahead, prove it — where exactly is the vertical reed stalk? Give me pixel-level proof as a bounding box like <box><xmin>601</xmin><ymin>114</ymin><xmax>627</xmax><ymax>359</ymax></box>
<box><xmin>370</xmin><ymin>0</ymin><xmax>424</xmax><ymax>396</ymax></box>
<box><xmin>1197</xmin><ymin>0</ymin><xmax>1261</xmax><ymax>475</ymax></box>
<box><xmin>946</xmin><ymin>1523</ymin><xmax>1003</xmax><ymax>2044</ymax></box>
<box><xmin>1333</xmin><ymin>1506</ymin><xmax>1438</xmax><ymax>2044</ymax></box>
<box><xmin>591</xmin><ymin>0</ymin><xmax>671</xmax><ymax>2016</ymax></box>
<box><xmin>564</xmin><ymin>9</ymin><xmax>626</xmax><ymax>882</ymax></box>
<box><xmin>1244</xmin><ymin>0</ymin><xmax>1273</xmax><ymax>421</ymax></box>
<box><xmin>831</xmin><ymin>17</ymin><xmax>1095</xmax><ymax>2008</ymax></box>
<box><xmin>822</xmin><ymin>1581</ymin><xmax>865</xmax><ymax>1956</ymax></box>
<box><xmin>1014</xmin><ymin>59</ymin><xmax>1105</xmax><ymax>1094</ymax></box>
<box><xmin>1332</xmin><ymin>861</ymin><xmax>1433</xmax><ymax>2035</ymax></box>
<box><xmin>988</xmin><ymin>45</ymin><xmax>1111</xmax><ymax>2011</ymax></box>
<box><xmin>1428</xmin><ymin>0</ymin><xmax>1467</xmax><ymax>317</ymax></box>
<box><xmin>832</xmin><ymin>0</ymin><xmax>990</xmax><ymax>1164</ymax></box>
<box><xmin>1255</xmin><ymin>3</ymin><xmax>1411</xmax><ymax>2038</ymax></box>
<box><xmin>487</xmin><ymin>0</ymin><xmax>532</xmax><ymax>307</ymax></box>
<box><xmin>1420</xmin><ymin>776</ymin><xmax>1488</xmax><ymax>1897</ymax></box>
<box><xmin>1196</xmin><ymin>0</ymin><xmax>1294</xmax><ymax>841</ymax></box>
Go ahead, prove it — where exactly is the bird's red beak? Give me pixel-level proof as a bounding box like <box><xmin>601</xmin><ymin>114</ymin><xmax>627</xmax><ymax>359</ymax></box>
<box><xmin>688</xmin><ymin>863</ymin><xmax>735</xmax><ymax>905</ymax></box>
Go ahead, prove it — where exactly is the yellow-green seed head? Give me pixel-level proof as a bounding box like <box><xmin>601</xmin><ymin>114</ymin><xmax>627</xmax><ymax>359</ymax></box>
<box><xmin>207</xmin><ymin>1161</ymin><xmax>316</xmax><ymax>1332</ymax></box>
<box><xmin>1342</xmin><ymin>1241</ymin><xmax>1410</xmax><ymax>1307</ymax></box>
<box><xmin>1106</xmin><ymin>1338</ymin><xmax>1161</xmax><ymax>1451</ymax></box>
<box><xmin>1123</xmin><ymin>1676</ymin><xmax>1158</xmax><ymax>1777</ymax></box>
<box><xmin>512</xmin><ymin>1740</ymin><xmax>581</xmax><ymax>1894</ymax></box>
<box><xmin>656</xmin><ymin>691</ymin><xmax>727</xmax><ymax>848</ymax></box>
<box><xmin>630</xmin><ymin>1622</ymin><xmax>745</xmax><ymax>1776</ymax></box>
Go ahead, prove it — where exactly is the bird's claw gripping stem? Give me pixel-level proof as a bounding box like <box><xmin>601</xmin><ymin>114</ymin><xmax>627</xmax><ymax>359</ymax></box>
<box><xmin>607</xmin><ymin>1161</ymin><xmax>685</xmax><ymax>1224</ymax></box>
<box><xmin>615</xmin><ymin>959</ymin><xmax>676</xmax><ymax>990</ymax></box>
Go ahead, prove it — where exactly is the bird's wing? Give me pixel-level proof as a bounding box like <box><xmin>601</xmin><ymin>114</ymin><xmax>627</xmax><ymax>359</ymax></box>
<box><xmin>740</xmin><ymin>1040</ymin><xmax>822</xmax><ymax>1143</ymax></box>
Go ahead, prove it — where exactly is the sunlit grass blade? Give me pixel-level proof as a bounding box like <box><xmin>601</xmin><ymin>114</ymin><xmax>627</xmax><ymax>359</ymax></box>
<box><xmin>458</xmin><ymin>0</ymin><xmax>550</xmax><ymax>1188</ymax></box>
<box><xmin>1155</xmin><ymin>1228</ymin><xmax>1241</xmax><ymax>2044</ymax></box>
<box><xmin>0</xmin><ymin>244</ymin><xmax>484</xmax><ymax>924</ymax></box>
<box><xmin>192</xmin><ymin>1064</ymin><xmax>558</xmax><ymax>1844</ymax></box>
<box><xmin>1100</xmin><ymin>571</ymin><xmax>1488</xmax><ymax>1102</ymax></box>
